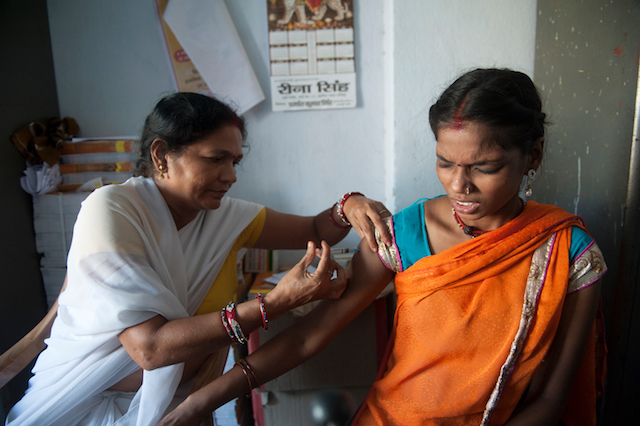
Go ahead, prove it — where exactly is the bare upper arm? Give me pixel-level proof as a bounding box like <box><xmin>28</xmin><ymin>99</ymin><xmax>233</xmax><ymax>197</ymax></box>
<box><xmin>525</xmin><ymin>280</ymin><xmax>602</xmax><ymax>406</ymax></box>
<box><xmin>293</xmin><ymin>240</ymin><xmax>395</xmax><ymax>352</ymax></box>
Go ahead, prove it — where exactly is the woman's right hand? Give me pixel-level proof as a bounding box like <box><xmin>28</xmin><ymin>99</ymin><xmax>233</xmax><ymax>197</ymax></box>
<box><xmin>264</xmin><ymin>241</ymin><xmax>346</xmax><ymax>316</ymax></box>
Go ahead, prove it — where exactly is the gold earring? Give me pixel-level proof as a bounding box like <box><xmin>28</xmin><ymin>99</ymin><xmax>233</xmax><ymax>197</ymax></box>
<box><xmin>158</xmin><ymin>164</ymin><xmax>166</xmax><ymax>179</ymax></box>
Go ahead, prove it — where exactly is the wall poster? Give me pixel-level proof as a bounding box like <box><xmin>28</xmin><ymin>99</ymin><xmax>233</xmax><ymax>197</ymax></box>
<box><xmin>267</xmin><ymin>0</ymin><xmax>356</xmax><ymax>111</ymax></box>
<box><xmin>155</xmin><ymin>0</ymin><xmax>211</xmax><ymax>95</ymax></box>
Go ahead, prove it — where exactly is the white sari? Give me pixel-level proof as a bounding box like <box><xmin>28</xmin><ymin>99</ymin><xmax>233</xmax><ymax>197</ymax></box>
<box><xmin>6</xmin><ymin>177</ymin><xmax>262</xmax><ymax>426</ymax></box>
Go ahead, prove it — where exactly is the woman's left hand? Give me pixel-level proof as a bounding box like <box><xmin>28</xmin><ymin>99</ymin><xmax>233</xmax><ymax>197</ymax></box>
<box><xmin>342</xmin><ymin>195</ymin><xmax>392</xmax><ymax>252</ymax></box>
<box><xmin>155</xmin><ymin>400</ymin><xmax>203</xmax><ymax>426</ymax></box>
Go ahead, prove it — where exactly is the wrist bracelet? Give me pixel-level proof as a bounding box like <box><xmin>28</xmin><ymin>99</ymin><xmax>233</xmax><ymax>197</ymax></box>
<box><xmin>236</xmin><ymin>362</ymin><xmax>254</xmax><ymax>393</ymax></box>
<box><xmin>237</xmin><ymin>358</ymin><xmax>260</xmax><ymax>389</ymax></box>
<box><xmin>329</xmin><ymin>203</ymin><xmax>351</xmax><ymax>229</ymax></box>
<box><xmin>336</xmin><ymin>192</ymin><xmax>364</xmax><ymax>227</ymax></box>
<box><xmin>256</xmin><ymin>293</ymin><xmax>269</xmax><ymax>330</ymax></box>
<box><xmin>225</xmin><ymin>302</ymin><xmax>248</xmax><ymax>345</ymax></box>
<box><xmin>221</xmin><ymin>307</ymin><xmax>237</xmax><ymax>343</ymax></box>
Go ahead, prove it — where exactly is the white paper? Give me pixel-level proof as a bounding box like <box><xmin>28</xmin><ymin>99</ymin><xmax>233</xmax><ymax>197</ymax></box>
<box><xmin>20</xmin><ymin>162</ymin><xmax>62</xmax><ymax>195</ymax></box>
<box><xmin>164</xmin><ymin>0</ymin><xmax>265</xmax><ymax>114</ymax></box>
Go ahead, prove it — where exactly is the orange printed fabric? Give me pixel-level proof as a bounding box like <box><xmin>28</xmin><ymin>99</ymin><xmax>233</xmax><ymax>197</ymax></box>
<box><xmin>354</xmin><ymin>202</ymin><xmax>597</xmax><ymax>426</ymax></box>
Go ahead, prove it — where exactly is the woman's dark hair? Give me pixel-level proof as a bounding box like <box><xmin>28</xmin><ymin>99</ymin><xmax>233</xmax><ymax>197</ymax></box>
<box><xmin>134</xmin><ymin>92</ymin><xmax>246</xmax><ymax>177</ymax></box>
<box><xmin>428</xmin><ymin>68</ymin><xmax>547</xmax><ymax>155</ymax></box>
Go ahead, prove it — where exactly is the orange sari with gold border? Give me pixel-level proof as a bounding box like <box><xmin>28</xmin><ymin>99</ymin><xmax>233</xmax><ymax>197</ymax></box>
<box><xmin>353</xmin><ymin>201</ymin><xmax>605</xmax><ymax>425</ymax></box>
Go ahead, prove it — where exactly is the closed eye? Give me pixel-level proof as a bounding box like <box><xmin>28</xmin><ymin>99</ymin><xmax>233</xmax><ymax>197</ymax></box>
<box><xmin>475</xmin><ymin>166</ymin><xmax>502</xmax><ymax>174</ymax></box>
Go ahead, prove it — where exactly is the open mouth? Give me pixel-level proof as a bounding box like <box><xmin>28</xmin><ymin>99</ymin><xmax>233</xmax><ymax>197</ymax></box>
<box><xmin>452</xmin><ymin>199</ymin><xmax>479</xmax><ymax>214</ymax></box>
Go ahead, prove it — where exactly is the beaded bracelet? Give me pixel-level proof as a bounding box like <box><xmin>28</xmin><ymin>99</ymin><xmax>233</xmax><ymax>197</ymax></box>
<box><xmin>221</xmin><ymin>306</ymin><xmax>238</xmax><ymax>343</ymax></box>
<box><xmin>336</xmin><ymin>192</ymin><xmax>364</xmax><ymax>227</ymax></box>
<box><xmin>236</xmin><ymin>358</ymin><xmax>260</xmax><ymax>389</ymax></box>
<box><xmin>329</xmin><ymin>203</ymin><xmax>351</xmax><ymax>229</ymax></box>
<box><xmin>256</xmin><ymin>293</ymin><xmax>269</xmax><ymax>331</ymax></box>
<box><xmin>225</xmin><ymin>302</ymin><xmax>248</xmax><ymax>345</ymax></box>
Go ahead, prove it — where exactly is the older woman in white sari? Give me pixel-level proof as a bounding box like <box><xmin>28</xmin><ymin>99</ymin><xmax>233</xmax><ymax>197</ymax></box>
<box><xmin>5</xmin><ymin>93</ymin><xmax>390</xmax><ymax>426</ymax></box>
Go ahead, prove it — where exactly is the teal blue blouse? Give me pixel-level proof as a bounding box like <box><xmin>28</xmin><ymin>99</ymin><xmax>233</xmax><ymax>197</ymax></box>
<box><xmin>392</xmin><ymin>200</ymin><xmax>592</xmax><ymax>272</ymax></box>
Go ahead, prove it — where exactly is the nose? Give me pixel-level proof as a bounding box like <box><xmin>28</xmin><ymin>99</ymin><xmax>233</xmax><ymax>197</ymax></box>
<box><xmin>450</xmin><ymin>166</ymin><xmax>472</xmax><ymax>194</ymax></box>
<box><xmin>220</xmin><ymin>161</ymin><xmax>237</xmax><ymax>185</ymax></box>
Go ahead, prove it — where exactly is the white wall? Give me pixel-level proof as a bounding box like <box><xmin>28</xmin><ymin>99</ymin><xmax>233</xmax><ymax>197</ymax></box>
<box><xmin>392</xmin><ymin>0</ymin><xmax>537</xmax><ymax>211</ymax></box>
<box><xmin>47</xmin><ymin>0</ymin><xmax>537</xmax><ymax>249</ymax></box>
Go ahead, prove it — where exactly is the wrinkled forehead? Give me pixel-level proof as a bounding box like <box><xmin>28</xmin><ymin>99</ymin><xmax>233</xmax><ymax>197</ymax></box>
<box><xmin>436</xmin><ymin>123</ymin><xmax>519</xmax><ymax>164</ymax></box>
<box><xmin>436</xmin><ymin>121</ymin><xmax>524</xmax><ymax>159</ymax></box>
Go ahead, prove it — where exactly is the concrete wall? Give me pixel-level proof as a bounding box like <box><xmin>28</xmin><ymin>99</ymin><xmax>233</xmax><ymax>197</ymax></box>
<box><xmin>533</xmin><ymin>1</ymin><xmax>640</xmax><ymax>421</ymax></box>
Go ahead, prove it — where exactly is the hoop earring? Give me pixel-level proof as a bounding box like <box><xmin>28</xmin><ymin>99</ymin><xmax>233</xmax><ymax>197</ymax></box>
<box><xmin>525</xmin><ymin>169</ymin><xmax>536</xmax><ymax>197</ymax></box>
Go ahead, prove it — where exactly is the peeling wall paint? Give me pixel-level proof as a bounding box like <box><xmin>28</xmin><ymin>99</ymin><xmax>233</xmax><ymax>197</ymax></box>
<box><xmin>533</xmin><ymin>4</ymin><xmax>640</xmax><ymax>416</ymax></box>
<box><xmin>574</xmin><ymin>156</ymin><xmax>581</xmax><ymax>214</ymax></box>
<box><xmin>534</xmin><ymin>0</ymin><xmax>639</xmax><ymax>266</ymax></box>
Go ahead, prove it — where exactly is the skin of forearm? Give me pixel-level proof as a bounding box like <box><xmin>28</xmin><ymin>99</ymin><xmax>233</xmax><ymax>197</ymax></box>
<box><xmin>173</xmin><ymin>307</ymin><xmax>335</xmax><ymax>418</ymax></box>
<box><xmin>181</xmin><ymin>304</ymin><xmax>335</xmax><ymax>418</ymax></box>
<box><xmin>313</xmin><ymin>207</ymin><xmax>350</xmax><ymax>246</ymax></box>
<box><xmin>123</xmin><ymin>297</ymin><xmax>284</xmax><ymax>370</ymax></box>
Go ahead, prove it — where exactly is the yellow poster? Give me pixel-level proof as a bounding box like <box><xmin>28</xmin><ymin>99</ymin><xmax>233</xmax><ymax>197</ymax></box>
<box><xmin>155</xmin><ymin>0</ymin><xmax>211</xmax><ymax>94</ymax></box>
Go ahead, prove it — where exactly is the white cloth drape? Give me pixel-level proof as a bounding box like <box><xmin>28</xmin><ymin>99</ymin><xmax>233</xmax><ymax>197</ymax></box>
<box><xmin>6</xmin><ymin>177</ymin><xmax>262</xmax><ymax>426</ymax></box>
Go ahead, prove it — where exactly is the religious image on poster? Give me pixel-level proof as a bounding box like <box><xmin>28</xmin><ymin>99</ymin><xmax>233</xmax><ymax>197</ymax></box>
<box><xmin>267</xmin><ymin>0</ymin><xmax>356</xmax><ymax>111</ymax></box>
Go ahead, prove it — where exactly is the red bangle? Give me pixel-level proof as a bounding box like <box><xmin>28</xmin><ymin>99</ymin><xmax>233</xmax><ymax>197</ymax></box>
<box><xmin>256</xmin><ymin>293</ymin><xmax>269</xmax><ymax>330</ymax></box>
<box><xmin>329</xmin><ymin>203</ymin><xmax>351</xmax><ymax>229</ymax></box>
<box><xmin>221</xmin><ymin>307</ymin><xmax>237</xmax><ymax>343</ymax></box>
<box><xmin>236</xmin><ymin>362</ymin><xmax>253</xmax><ymax>393</ymax></box>
<box><xmin>237</xmin><ymin>358</ymin><xmax>259</xmax><ymax>388</ymax></box>
<box><xmin>225</xmin><ymin>302</ymin><xmax>247</xmax><ymax>344</ymax></box>
<box><xmin>336</xmin><ymin>192</ymin><xmax>364</xmax><ymax>226</ymax></box>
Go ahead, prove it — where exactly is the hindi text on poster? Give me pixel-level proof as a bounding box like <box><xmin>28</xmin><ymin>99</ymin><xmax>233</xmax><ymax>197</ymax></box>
<box><xmin>266</xmin><ymin>0</ymin><xmax>357</xmax><ymax>111</ymax></box>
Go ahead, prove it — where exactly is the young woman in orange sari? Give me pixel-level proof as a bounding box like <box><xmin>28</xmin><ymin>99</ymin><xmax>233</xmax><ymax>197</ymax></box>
<box><xmin>158</xmin><ymin>69</ymin><xmax>607</xmax><ymax>426</ymax></box>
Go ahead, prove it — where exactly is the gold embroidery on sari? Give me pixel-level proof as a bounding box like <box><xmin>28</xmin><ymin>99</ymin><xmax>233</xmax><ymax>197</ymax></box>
<box><xmin>568</xmin><ymin>243</ymin><xmax>607</xmax><ymax>293</ymax></box>
<box><xmin>481</xmin><ymin>234</ymin><xmax>555</xmax><ymax>425</ymax></box>
<box><xmin>376</xmin><ymin>216</ymin><xmax>402</xmax><ymax>273</ymax></box>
